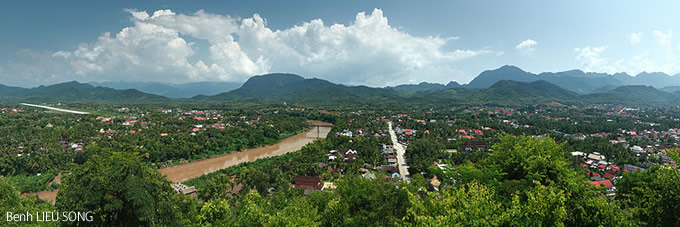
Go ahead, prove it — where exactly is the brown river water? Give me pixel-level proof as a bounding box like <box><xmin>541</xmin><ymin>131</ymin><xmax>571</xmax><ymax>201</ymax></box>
<box><xmin>33</xmin><ymin>121</ymin><xmax>332</xmax><ymax>204</ymax></box>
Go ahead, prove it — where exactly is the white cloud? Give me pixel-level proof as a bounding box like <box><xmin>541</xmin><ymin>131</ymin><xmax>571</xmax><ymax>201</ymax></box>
<box><xmin>653</xmin><ymin>30</ymin><xmax>673</xmax><ymax>50</ymax></box>
<box><xmin>574</xmin><ymin>45</ymin><xmax>680</xmax><ymax>76</ymax></box>
<box><xmin>48</xmin><ymin>8</ymin><xmax>497</xmax><ymax>86</ymax></box>
<box><xmin>630</xmin><ymin>32</ymin><xmax>642</xmax><ymax>45</ymax></box>
<box><xmin>574</xmin><ymin>46</ymin><xmax>610</xmax><ymax>72</ymax></box>
<box><xmin>515</xmin><ymin>39</ymin><xmax>537</xmax><ymax>56</ymax></box>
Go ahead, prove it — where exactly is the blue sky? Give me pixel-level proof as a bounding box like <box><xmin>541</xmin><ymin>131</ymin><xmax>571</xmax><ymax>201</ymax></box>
<box><xmin>1</xmin><ymin>0</ymin><xmax>679</xmax><ymax>87</ymax></box>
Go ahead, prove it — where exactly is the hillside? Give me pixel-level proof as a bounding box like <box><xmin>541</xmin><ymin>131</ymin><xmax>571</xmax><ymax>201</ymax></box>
<box><xmin>582</xmin><ymin>85</ymin><xmax>678</xmax><ymax>105</ymax></box>
<box><xmin>463</xmin><ymin>65</ymin><xmax>680</xmax><ymax>94</ymax></box>
<box><xmin>467</xmin><ymin>65</ymin><xmax>536</xmax><ymax>88</ymax></box>
<box><xmin>423</xmin><ymin>80</ymin><xmax>579</xmax><ymax>105</ymax></box>
<box><xmin>0</xmin><ymin>81</ymin><xmax>169</xmax><ymax>102</ymax></box>
<box><xmin>91</xmin><ymin>81</ymin><xmax>241</xmax><ymax>98</ymax></box>
<box><xmin>196</xmin><ymin>73</ymin><xmax>401</xmax><ymax>103</ymax></box>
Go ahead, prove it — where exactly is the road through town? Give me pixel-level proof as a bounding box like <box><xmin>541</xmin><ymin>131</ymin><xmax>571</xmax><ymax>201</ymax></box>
<box><xmin>388</xmin><ymin>121</ymin><xmax>410</xmax><ymax>182</ymax></box>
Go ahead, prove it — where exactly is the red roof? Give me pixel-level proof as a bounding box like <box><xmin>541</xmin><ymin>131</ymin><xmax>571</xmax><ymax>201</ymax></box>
<box><xmin>586</xmin><ymin>170</ymin><xmax>600</xmax><ymax>177</ymax></box>
<box><xmin>603</xmin><ymin>172</ymin><xmax>616</xmax><ymax>179</ymax></box>
<box><xmin>589</xmin><ymin>180</ymin><xmax>614</xmax><ymax>188</ymax></box>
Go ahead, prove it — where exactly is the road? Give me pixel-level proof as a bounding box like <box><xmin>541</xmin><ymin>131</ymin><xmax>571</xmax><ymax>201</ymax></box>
<box><xmin>388</xmin><ymin>121</ymin><xmax>410</xmax><ymax>182</ymax></box>
<box><xmin>21</xmin><ymin>103</ymin><xmax>90</xmax><ymax>114</ymax></box>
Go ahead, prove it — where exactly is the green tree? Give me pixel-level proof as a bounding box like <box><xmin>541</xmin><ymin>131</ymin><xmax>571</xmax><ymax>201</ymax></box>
<box><xmin>56</xmin><ymin>153</ymin><xmax>188</xmax><ymax>226</ymax></box>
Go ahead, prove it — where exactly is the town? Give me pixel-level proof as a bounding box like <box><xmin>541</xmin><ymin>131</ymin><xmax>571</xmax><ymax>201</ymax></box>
<box><xmin>2</xmin><ymin>101</ymin><xmax>679</xmax><ymax>225</ymax></box>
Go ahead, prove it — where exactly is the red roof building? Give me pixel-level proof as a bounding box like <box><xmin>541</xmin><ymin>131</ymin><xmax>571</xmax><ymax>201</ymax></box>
<box><xmin>589</xmin><ymin>180</ymin><xmax>614</xmax><ymax>188</ymax></box>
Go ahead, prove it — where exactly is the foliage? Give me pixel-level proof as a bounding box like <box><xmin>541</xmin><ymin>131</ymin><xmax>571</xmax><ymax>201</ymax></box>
<box><xmin>56</xmin><ymin>153</ymin><xmax>195</xmax><ymax>226</ymax></box>
<box><xmin>616</xmin><ymin>165</ymin><xmax>680</xmax><ymax>226</ymax></box>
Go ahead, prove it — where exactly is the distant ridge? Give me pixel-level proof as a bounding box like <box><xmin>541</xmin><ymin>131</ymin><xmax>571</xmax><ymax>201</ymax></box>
<box><xmin>3</xmin><ymin>65</ymin><xmax>680</xmax><ymax>105</ymax></box>
<box><xmin>0</xmin><ymin>81</ymin><xmax>168</xmax><ymax>102</ymax></box>
<box><xmin>194</xmin><ymin>73</ymin><xmax>680</xmax><ymax>106</ymax></box>
<box><xmin>90</xmin><ymin>81</ymin><xmax>241</xmax><ymax>98</ymax></box>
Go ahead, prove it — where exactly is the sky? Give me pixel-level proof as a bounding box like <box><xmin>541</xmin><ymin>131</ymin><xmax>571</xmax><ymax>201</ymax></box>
<box><xmin>1</xmin><ymin>0</ymin><xmax>680</xmax><ymax>87</ymax></box>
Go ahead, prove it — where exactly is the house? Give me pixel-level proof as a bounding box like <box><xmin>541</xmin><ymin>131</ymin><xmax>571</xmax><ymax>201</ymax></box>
<box><xmin>380</xmin><ymin>165</ymin><xmax>399</xmax><ymax>174</ymax></box>
<box><xmin>587</xmin><ymin>153</ymin><xmax>606</xmax><ymax>162</ymax></box>
<box><xmin>624</xmin><ymin>164</ymin><xmax>647</xmax><ymax>172</ymax></box>
<box><xmin>344</xmin><ymin>149</ymin><xmax>357</xmax><ymax>161</ymax></box>
<box><xmin>589</xmin><ymin>179</ymin><xmax>616</xmax><ymax>195</ymax></box>
<box><xmin>459</xmin><ymin>140</ymin><xmax>487</xmax><ymax>151</ymax></box>
<box><xmin>294</xmin><ymin>176</ymin><xmax>322</xmax><ymax>191</ymax></box>
<box><xmin>571</xmin><ymin>151</ymin><xmax>585</xmax><ymax>157</ymax></box>
<box><xmin>631</xmin><ymin>145</ymin><xmax>645</xmax><ymax>153</ymax></box>
<box><xmin>603</xmin><ymin>172</ymin><xmax>616</xmax><ymax>180</ymax></box>
<box><xmin>171</xmin><ymin>183</ymin><xmax>197</xmax><ymax>198</ymax></box>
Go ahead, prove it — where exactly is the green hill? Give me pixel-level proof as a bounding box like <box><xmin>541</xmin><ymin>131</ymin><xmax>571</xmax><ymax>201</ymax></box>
<box><xmin>0</xmin><ymin>81</ymin><xmax>169</xmax><ymax>102</ymax></box>
<box><xmin>196</xmin><ymin>73</ymin><xmax>401</xmax><ymax>104</ymax></box>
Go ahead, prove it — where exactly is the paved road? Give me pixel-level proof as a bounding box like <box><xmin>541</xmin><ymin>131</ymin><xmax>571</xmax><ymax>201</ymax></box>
<box><xmin>388</xmin><ymin>121</ymin><xmax>410</xmax><ymax>182</ymax></box>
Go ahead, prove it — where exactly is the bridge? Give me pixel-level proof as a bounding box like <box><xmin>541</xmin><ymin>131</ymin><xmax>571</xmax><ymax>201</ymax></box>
<box><xmin>308</xmin><ymin>120</ymin><xmax>333</xmax><ymax>138</ymax></box>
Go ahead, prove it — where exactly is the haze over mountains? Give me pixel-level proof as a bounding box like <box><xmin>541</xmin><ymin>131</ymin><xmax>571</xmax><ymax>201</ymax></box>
<box><xmin>2</xmin><ymin>65</ymin><xmax>680</xmax><ymax>105</ymax></box>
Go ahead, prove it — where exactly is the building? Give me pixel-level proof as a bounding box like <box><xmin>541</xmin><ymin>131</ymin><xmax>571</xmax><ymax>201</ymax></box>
<box><xmin>294</xmin><ymin>176</ymin><xmax>322</xmax><ymax>191</ymax></box>
<box><xmin>171</xmin><ymin>183</ymin><xmax>197</xmax><ymax>198</ymax></box>
<box><xmin>459</xmin><ymin>140</ymin><xmax>487</xmax><ymax>151</ymax></box>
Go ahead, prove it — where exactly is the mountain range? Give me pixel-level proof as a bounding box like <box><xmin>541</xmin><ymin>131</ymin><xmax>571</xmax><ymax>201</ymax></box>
<box><xmin>89</xmin><ymin>81</ymin><xmax>241</xmax><ymax>98</ymax></box>
<box><xmin>1</xmin><ymin>65</ymin><xmax>680</xmax><ymax>105</ymax></box>
<box><xmin>465</xmin><ymin>65</ymin><xmax>680</xmax><ymax>93</ymax></box>
<box><xmin>0</xmin><ymin>81</ymin><xmax>168</xmax><ymax>102</ymax></box>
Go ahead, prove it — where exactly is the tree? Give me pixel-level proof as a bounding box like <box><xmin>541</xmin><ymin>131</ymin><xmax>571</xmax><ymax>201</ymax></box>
<box><xmin>403</xmin><ymin>181</ymin><xmax>506</xmax><ymax>226</ymax></box>
<box><xmin>56</xmin><ymin>153</ymin><xmax>189</xmax><ymax>226</ymax></box>
<box><xmin>617</xmin><ymin>165</ymin><xmax>680</xmax><ymax>226</ymax></box>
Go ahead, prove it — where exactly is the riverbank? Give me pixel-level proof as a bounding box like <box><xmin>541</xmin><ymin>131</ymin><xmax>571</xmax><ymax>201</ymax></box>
<box><xmin>32</xmin><ymin>120</ymin><xmax>332</xmax><ymax>204</ymax></box>
<box><xmin>159</xmin><ymin>123</ymin><xmax>331</xmax><ymax>182</ymax></box>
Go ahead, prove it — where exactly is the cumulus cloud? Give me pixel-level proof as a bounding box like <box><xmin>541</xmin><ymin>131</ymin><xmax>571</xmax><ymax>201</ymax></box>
<box><xmin>515</xmin><ymin>39</ymin><xmax>537</xmax><ymax>56</ymax></box>
<box><xmin>653</xmin><ymin>30</ymin><xmax>673</xmax><ymax>50</ymax></box>
<box><xmin>630</xmin><ymin>32</ymin><xmax>642</xmax><ymax>45</ymax></box>
<box><xmin>47</xmin><ymin>8</ymin><xmax>496</xmax><ymax>86</ymax></box>
<box><xmin>574</xmin><ymin>46</ymin><xmax>610</xmax><ymax>72</ymax></box>
<box><xmin>574</xmin><ymin>45</ymin><xmax>680</xmax><ymax>75</ymax></box>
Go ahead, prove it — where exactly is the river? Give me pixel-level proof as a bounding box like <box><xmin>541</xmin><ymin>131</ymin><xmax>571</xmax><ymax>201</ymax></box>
<box><xmin>33</xmin><ymin>120</ymin><xmax>332</xmax><ymax>204</ymax></box>
<box><xmin>160</xmin><ymin>121</ymin><xmax>332</xmax><ymax>182</ymax></box>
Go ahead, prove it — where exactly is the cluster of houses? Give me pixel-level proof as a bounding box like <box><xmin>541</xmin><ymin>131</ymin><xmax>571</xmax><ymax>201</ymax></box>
<box><xmin>572</xmin><ymin>151</ymin><xmax>651</xmax><ymax>196</ymax></box>
<box><xmin>327</xmin><ymin>148</ymin><xmax>358</xmax><ymax>162</ymax></box>
<box><xmin>0</xmin><ymin>108</ymin><xmax>22</xmax><ymax>113</ymax></box>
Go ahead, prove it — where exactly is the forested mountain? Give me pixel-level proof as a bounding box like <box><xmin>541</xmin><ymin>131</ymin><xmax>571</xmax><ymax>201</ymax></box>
<box><xmin>466</xmin><ymin>65</ymin><xmax>537</xmax><ymax>88</ymax></box>
<box><xmin>90</xmin><ymin>81</ymin><xmax>242</xmax><ymax>98</ymax></box>
<box><xmin>464</xmin><ymin>65</ymin><xmax>680</xmax><ymax>94</ymax></box>
<box><xmin>582</xmin><ymin>85</ymin><xmax>678</xmax><ymax>105</ymax></box>
<box><xmin>0</xmin><ymin>81</ymin><xmax>168</xmax><ymax>102</ymax></box>
<box><xmin>197</xmin><ymin>73</ymin><xmax>678</xmax><ymax>106</ymax></box>
<box><xmin>3</xmin><ymin>66</ymin><xmax>680</xmax><ymax>105</ymax></box>
<box><xmin>194</xmin><ymin>73</ymin><xmax>401</xmax><ymax>103</ymax></box>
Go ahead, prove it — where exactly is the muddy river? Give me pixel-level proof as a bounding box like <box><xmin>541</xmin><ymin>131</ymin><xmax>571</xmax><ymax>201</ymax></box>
<box><xmin>34</xmin><ymin>121</ymin><xmax>332</xmax><ymax>204</ymax></box>
<box><xmin>160</xmin><ymin>122</ymin><xmax>332</xmax><ymax>182</ymax></box>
